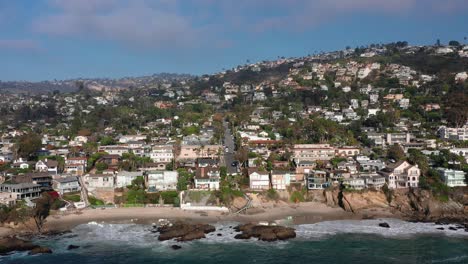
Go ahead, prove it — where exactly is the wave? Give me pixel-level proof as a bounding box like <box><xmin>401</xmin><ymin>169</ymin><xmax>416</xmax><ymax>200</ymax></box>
<box><xmin>295</xmin><ymin>218</ymin><xmax>468</xmax><ymax>239</ymax></box>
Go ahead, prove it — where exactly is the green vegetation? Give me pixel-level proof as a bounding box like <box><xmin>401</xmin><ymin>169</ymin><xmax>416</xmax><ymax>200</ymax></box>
<box><xmin>177</xmin><ymin>168</ymin><xmax>193</xmax><ymax>191</ymax></box>
<box><xmin>290</xmin><ymin>190</ymin><xmax>305</xmax><ymax>203</ymax></box>
<box><xmin>266</xmin><ymin>189</ymin><xmax>279</xmax><ymax>200</ymax></box>
<box><xmin>63</xmin><ymin>193</ymin><xmax>81</xmax><ymax>202</ymax></box>
<box><xmin>89</xmin><ymin>196</ymin><xmax>105</xmax><ymax>206</ymax></box>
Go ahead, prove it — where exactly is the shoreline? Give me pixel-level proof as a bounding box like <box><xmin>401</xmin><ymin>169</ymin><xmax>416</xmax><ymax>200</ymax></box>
<box><xmin>1</xmin><ymin>202</ymin><xmax>402</xmax><ymax>238</ymax></box>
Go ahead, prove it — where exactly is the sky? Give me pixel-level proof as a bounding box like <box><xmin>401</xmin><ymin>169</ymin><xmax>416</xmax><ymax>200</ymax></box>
<box><xmin>0</xmin><ymin>0</ymin><xmax>467</xmax><ymax>81</ymax></box>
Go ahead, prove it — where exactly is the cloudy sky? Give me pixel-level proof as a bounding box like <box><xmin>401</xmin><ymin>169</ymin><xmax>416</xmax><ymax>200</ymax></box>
<box><xmin>0</xmin><ymin>0</ymin><xmax>467</xmax><ymax>81</ymax></box>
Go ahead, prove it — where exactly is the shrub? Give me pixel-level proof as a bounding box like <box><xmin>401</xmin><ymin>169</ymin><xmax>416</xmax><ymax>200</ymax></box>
<box><xmin>89</xmin><ymin>196</ymin><xmax>105</xmax><ymax>206</ymax></box>
<box><xmin>290</xmin><ymin>191</ymin><xmax>305</xmax><ymax>203</ymax></box>
<box><xmin>266</xmin><ymin>189</ymin><xmax>279</xmax><ymax>200</ymax></box>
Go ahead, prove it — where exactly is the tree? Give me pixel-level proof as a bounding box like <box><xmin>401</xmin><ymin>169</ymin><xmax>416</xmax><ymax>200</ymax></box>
<box><xmin>387</xmin><ymin>144</ymin><xmax>405</xmax><ymax>161</ymax></box>
<box><xmin>33</xmin><ymin>193</ymin><xmax>53</xmax><ymax>233</ymax></box>
<box><xmin>15</xmin><ymin>133</ymin><xmax>42</xmax><ymax>159</ymax></box>
<box><xmin>95</xmin><ymin>162</ymin><xmax>108</xmax><ymax>172</ymax></box>
<box><xmin>448</xmin><ymin>40</ymin><xmax>460</xmax><ymax>46</ymax></box>
<box><xmin>407</xmin><ymin>149</ymin><xmax>429</xmax><ymax>176</ymax></box>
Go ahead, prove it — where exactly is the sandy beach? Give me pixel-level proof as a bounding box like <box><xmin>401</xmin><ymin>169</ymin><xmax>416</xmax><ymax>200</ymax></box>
<box><xmin>0</xmin><ymin>202</ymin><xmax>400</xmax><ymax>238</ymax></box>
<box><xmin>43</xmin><ymin>202</ymin><xmax>397</xmax><ymax>233</ymax></box>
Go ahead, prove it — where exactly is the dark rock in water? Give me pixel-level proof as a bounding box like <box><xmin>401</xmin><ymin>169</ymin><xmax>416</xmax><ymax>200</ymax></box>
<box><xmin>217</xmin><ymin>233</ymin><xmax>222</xmax><ymax>236</ymax></box>
<box><xmin>448</xmin><ymin>227</ymin><xmax>457</xmax><ymax>231</ymax></box>
<box><xmin>234</xmin><ymin>233</ymin><xmax>252</xmax><ymax>239</ymax></box>
<box><xmin>378</xmin><ymin>223</ymin><xmax>390</xmax><ymax>228</ymax></box>
<box><xmin>0</xmin><ymin>237</ymin><xmax>38</xmax><ymax>255</ymax></box>
<box><xmin>465</xmin><ymin>228</ymin><xmax>468</xmax><ymax>232</ymax></box>
<box><xmin>233</xmin><ymin>224</ymin><xmax>296</xmax><ymax>242</ymax></box>
<box><xmin>436</xmin><ymin>227</ymin><xmax>445</xmax><ymax>230</ymax></box>
<box><xmin>157</xmin><ymin>222</ymin><xmax>216</xmax><ymax>242</ymax></box>
<box><xmin>229</xmin><ymin>226</ymin><xmax>233</xmax><ymax>228</ymax></box>
<box><xmin>29</xmin><ymin>247</ymin><xmax>52</xmax><ymax>255</ymax></box>
<box><xmin>171</xmin><ymin>245</ymin><xmax>182</xmax><ymax>250</ymax></box>
<box><xmin>67</xmin><ymin>245</ymin><xmax>80</xmax><ymax>250</ymax></box>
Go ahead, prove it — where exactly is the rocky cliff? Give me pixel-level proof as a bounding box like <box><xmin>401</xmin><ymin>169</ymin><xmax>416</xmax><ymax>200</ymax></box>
<box><xmin>323</xmin><ymin>187</ymin><xmax>468</xmax><ymax>222</ymax></box>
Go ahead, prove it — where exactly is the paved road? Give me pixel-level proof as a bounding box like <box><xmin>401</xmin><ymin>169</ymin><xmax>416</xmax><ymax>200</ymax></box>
<box><xmin>222</xmin><ymin>120</ymin><xmax>238</xmax><ymax>174</ymax></box>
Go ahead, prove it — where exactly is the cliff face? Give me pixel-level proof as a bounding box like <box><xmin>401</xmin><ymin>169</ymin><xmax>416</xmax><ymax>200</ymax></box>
<box><xmin>323</xmin><ymin>187</ymin><xmax>468</xmax><ymax>222</ymax></box>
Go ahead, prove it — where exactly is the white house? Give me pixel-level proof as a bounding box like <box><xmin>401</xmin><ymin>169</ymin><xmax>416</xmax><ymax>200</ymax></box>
<box><xmin>437</xmin><ymin>168</ymin><xmax>466</xmax><ymax>187</ymax></box>
<box><xmin>248</xmin><ymin>169</ymin><xmax>270</xmax><ymax>190</ymax></box>
<box><xmin>194</xmin><ymin>167</ymin><xmax>220</xmax><ymax>190</ymax></box>
<box><xmin>379</xmin><ymin>161</ymin><xmax>420</xmax><ymax>189</ymax></box>
<box><xmin>116</xmin><ymin>171</ymin><xmax>143</xmax><ymax>188</ymax></box>
<box><xmin>53</xmin><ymin>176</ymin><xmax>81</xmax><ymax>194</ymax></box>
<box><xmin>146</xmin><ymin>171</ymin><xmax>178</xmax><ymax>192</ymax></box>
<box><xmin>85</xmin><ymin>174</ymin><xmax>115</xmax><ymax>190</ymax></box>
<box><xmin>35</xmin><ymin>159</ymin><xmax>59</xmax><ymax>174</ymax></box>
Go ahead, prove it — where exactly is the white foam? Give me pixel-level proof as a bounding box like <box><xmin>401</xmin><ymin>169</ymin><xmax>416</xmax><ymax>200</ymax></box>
<box><xmin>295</xmin><ymin>218</ymin><xmax>468</xmax><ymax>239</ymax></box>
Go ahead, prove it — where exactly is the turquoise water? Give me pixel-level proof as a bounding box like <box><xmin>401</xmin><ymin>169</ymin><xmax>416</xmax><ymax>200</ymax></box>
<box><xmin>2</xmin><ymin>219</ymin><xmax>468</xmax><ymax>264</ymax></box>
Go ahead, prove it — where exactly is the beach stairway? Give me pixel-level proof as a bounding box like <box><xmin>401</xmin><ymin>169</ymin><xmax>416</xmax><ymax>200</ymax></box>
<box><xmin>234</xmin><ymin>194</ymin><xmax>252</xmax><ymax>214</ymax></box>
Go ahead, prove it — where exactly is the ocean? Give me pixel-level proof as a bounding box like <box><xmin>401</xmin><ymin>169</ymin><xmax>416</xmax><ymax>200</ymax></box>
<box><xmin>1</xmin><ymin>219</ymin><xmax>468</xmax><ymax>264</ymax></box>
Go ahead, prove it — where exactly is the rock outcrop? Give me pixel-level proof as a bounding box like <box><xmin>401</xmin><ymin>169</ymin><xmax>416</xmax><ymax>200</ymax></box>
<box><xmin>28</xmin><ymin>246</ymin><xmax>52</xmax><ymax>255</ymax></box>
<box><xmin>157</xmin><ymin>222</ymin><xmax>216</xmax><ymax>242</ymax></box>
<box><xmin>0</xmin><ymin>237</ymin><xmax>52</xmax><ymax>255</ymax></box>
<box><xmin>234</xmin><ymin>224</ymin><xmax>296</xmax><ymax>242</ymax></box>
<box><xmin>324</xmin><ymin>186</ymin><xmax>468</xmax><ymax>223</ymax></box>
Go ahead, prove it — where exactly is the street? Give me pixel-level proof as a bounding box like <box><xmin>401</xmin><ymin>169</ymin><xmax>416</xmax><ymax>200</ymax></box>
<box><xmin>222</xmin><ymin>120</ymin><xmax>238</xmax><ymax>175</ymax></box>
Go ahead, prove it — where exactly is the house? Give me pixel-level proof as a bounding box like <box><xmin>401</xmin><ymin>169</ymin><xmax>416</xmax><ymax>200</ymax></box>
<box><xmin>343</xmin><ymin>178</ymin><xmax>366</xmax><ymax>190</ymax></box>
<box><xmin>197</xmin><ymin>158</ymin><xmax>218</xmax><ymax>168</ymax></box>
<box><xmin>12</xmin><ymin>172</ymin><xmax>52</xmax><ymax>191</ymax></box>
<box><xmin>194</xmin><ymin>167</ymin><xmax>220</xmax><ymax>190</ymax></box>
<box><xmin>379</xmin><ymin>161</ymin><xmax>420</xmax><ymax>189</ymax></box>
<box><xmin>438</xmin><ymin>125</ymin><xmax>468</xmax><ymax>141</ymax></box>
<box><xmin>84</xmin><ymin>174</ymin><xmax>115</xmax><ymax>190</ymax></box>
<box><xmin>97</xmin><ymin>155</ymin><xmax>121</xmax><ymax>168</ymax></box>
<box><xmin>437</xmin><ymin>168</ymin><xmax>466</xmax><ymax>187</ymax></box>
<box><xmin>11</xmin><ymin>158</ymin><xmax>32</xmax><ymax>170</ymax></box>
<box><xmin>0</xmin><ymin>183</ymin><xmax>42</xmax><ymax>200</ymax></box>
<box><xmin>116</xmin><ymin>171</ymin><xmax>143</xmax><ymax>188</ymax></box>
<box><xmin>53</xmin><ymin>176</ymin><xmax>81</xmax><ymax>194</ymax></box>
<box><xmin>271</xmin><ymin>171</ymin><xmax>292</xmax><ymax>190</ymax></box>
<box><xmin>358</xmin><ymin>159</ymin><xmax>386</xmax><ymax>172</ymax></box>
<box><xmin>248</xmin><ymin>169</ymin><xmax>270</xmax><ymax>190</ymax></box>
<box><xmin>361</xmin><ymin>173</ymin><xmax>386</xmax><ymax>189</ymax></box>
<box><xmin>35</xmin><ymin>159</ymin><xmax>59</xmax><ymax>174</ymax></box>
<box><xmin>64</xmin><ymin>157</ymin><xmax>87</xmax><ymax>175</ymax></box>
<box><xmin>292</xmin><ymin>144</ymin><xmax>336</xmax><ymax>163</ymax></box>
<box><xmin>178</xmin><ymin>145</ymin><xmax>221</xmax><ymax>160</ymax></box>
<box><xmin>306</xmin><ymin>170</ymin><xmax>329</xmax><ymax>189</ymax></box>
<box><xmin>336</xmin><ymin>147</ymin><xmax>360</xmax><ymax>157</ymax></box>
<box><xmin>0</xmin><ymin>192</ymin><xmax>17</xmax><ymax>206</ymax></box>
<box><xmin>98</xmin><ymin>145</ymin><xmax>129</xmax><ymax>156</ymax></box>
<box><xmin>146</xmin><ymin>171</ymin><xmax>178</xmax><ymax>192</ymax></box>
<box><xmin>149</xmin><ymin>145</ymin><xmax>174</xmax><ymax>164</ymax></box>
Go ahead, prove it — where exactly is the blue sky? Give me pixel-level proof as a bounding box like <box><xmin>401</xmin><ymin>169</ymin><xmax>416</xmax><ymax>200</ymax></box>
<box><xmin>0</xmin><ymin>0</ymin><xmax>467</xmax><ymax>81</ymax></box>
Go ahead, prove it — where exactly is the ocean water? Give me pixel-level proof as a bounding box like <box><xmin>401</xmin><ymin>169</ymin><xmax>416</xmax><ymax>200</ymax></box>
<box><xmin>1</xmin><ymin>219</ymin><xmax>468</xmax><ymax>264</ymax></box>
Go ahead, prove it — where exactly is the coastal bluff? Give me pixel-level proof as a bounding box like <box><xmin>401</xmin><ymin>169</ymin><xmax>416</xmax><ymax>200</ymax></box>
<box><xmin>324</xmin><ymin>187</ymin><xmax>468</xmax><ymax>222</ymax></box>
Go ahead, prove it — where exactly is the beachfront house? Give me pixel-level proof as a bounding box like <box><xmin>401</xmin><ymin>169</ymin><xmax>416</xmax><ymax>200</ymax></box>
<box><xmin>84</xmin><ymin>174</ymin><xmax>115</xmax><ymax>190</ymax></box>
<box><xmin>248</xmin><ymin>169</ymin><xmax>270</xmax><ymax>190</ymax></box>
<box><xmin>146</xmin><ymin>171</ymin><xmax>178</xmax><ymax>192</ymax></box>
<box><xmin>306</xmin><ymin>170</ymin><xmax>329</xmax><ymax>189</ymax></box>
<box><xmin>271</xmin><ymin>170</ymin><xmax>293</xmax><ymax>190</ymax></box>
<box><xmin>194</xmin><ymin>167</ymin><xmax>220</xmax><ymax>190</ymax></box>
<box><xmin>53</xmin><ymin>176</ymin><xmax>81</xmax><ymax>194</ymax></box>
<box><xmin>116</xmin><ymin>171</ymin><xmax>143</xmax><ymax>188</ymax></box>
<box><xmin>437</xmin><ymin>168</ymin><xmax>466</xmax><ymax>187</ymax></box>
<box><xmin>0</xmin><ymin>183</ymin><xmax>42</xmax><ymax>200</ymax></box>
<box><xmin>379</xmin><ymin>161</ymin><xmax>420</xmax><ymax>189</ymax></box>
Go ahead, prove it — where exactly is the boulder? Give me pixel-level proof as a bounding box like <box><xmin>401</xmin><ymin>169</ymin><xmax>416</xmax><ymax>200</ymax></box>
<box><xmin>67</xmin><ymin>245</ymin><xmax>80</xmax><ymax>250</ymax></box>
<box><xmin>29</xmin><ymin>247</ymin><xmax>52</xmax><ymax>255</ymax></box>
<box><xmin>378</xmin><ymin>222</ymin><xmax>390</xmax><ymax>228</ymax></box>
<box><xmin>157</xmin><ymin>222</ymin><xmax>215</xmax><ymax>242</ymax></box>
<box><xmin>234</xmin><ymin>224</ymin><xmax>296</xmax><ymax>242</ymax></box>
<box><xmin>0</xmin><ymin>237</ymin><xmax>37</xmax><ymax>255</ymax></box>
<box><xmin>171</xmin><ymin>245</ymin><xmax>182</xmax><ymax>250</ymax></box>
